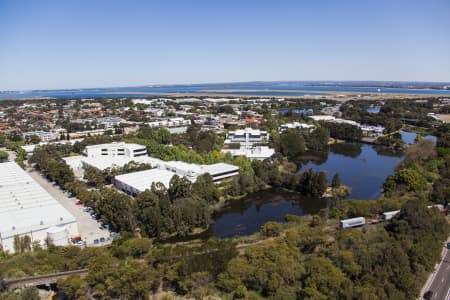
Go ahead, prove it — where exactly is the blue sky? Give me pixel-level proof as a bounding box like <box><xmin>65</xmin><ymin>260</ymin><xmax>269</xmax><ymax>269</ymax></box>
<box><xmin>0</xmin><ymin>0</ymin><xmax>449</xmax><ymax>90</ymax></box>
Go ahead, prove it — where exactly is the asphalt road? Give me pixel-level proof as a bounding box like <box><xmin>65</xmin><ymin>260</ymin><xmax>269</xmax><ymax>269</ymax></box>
<box><xmin>425</xmin><ymin>247</ymin><xmax>450</xmax><ymax>300</ymax></box>
<box><xmin>28</xmin><ymin>170</ymin><xmax>110</xmax><ymax>246</ymax></box>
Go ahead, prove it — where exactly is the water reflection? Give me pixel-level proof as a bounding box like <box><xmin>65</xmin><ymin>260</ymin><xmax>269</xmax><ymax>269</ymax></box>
<box><xmin>373</xmin><ymin>145</ymin><xmax>404</xmax><ymax>157</ymax></box>
<box><xmin>329</xmin><ymin>143</ymin><xmax>362</xmax><ymax>158</ymax></box>
<box><xmin>400</xmin><ymin>131</ymin><xmax>437</xmax><ymax>145</ymax></box>
<box><xmin>211</xmin><ymin>189</ymin><xmax>327</xmax><ymax>238</ymax></box>
<box><xmin>299</xmin><ymin>143</ymin><xmax>404</xmax><ymax>199</ymax></box>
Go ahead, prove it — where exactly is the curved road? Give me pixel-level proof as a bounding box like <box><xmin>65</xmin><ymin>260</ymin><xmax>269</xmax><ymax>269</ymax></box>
<box><xmin>425</xmin><ymin>247</ymin><xmax>450</xmax><ymax>300</ymax></box>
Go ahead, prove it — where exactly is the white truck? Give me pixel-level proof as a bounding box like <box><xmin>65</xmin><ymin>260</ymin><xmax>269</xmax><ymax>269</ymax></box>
<box><xmin>382</xmin><ymin>210</ymin><xmax>400</xmax><ymax>221</ymax></box>
<box><xmin>340</xmin><ymin>217</ymin><xmax>366</xmax><ymax>229</ymax></box>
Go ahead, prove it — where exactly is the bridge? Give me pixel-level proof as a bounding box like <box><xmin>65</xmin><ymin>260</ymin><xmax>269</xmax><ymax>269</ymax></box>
<box><xmin>1</xmin><ymin>269</ymin><xmax>88</xmax><ymax>291</ymax></box>
<box><xmin>0</xmin><ymin>239</ymin><xmax>265</xmax><ymax>291</ymax></box>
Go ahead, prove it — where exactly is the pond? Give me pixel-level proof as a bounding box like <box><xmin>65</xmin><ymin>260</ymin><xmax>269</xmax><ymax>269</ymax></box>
<box><xmin>211</xmin><ymin>189</ymin><xmax>327</xmax><ymax>238</ymax></box>
<box><xmin>209</xmin><ymin>143</ymin><xmax>406</xmax><ymax>238</ymax></box>
<box><xmin>160</xmin><ymin>190</ymin><xmax>326</xmax><ymax>241</ymax></box>
<box><xmin>367</xmin><ymin>107</ymin><xmax>381</xmax><ymax>114</ymax></box>
<box><xmin>400</xmin><ymin>131</ymin><xmax>437</xmax><ymax>145</ymax></box>
<box><xmin>209</xmin><ymin>135</ymin><xmax>437</xmax><ymax>238</ymax></box>
<box><xmin>299</xmin><ymin>143</ymin><xmax>404</xmax><ymax>199</ymax></box>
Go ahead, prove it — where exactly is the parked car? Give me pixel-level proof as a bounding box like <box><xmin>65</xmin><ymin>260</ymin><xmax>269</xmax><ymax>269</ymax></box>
<box><xmin>75</xmin><ymin>200</ymin><xmax>82</xmax><ymax>205</ymax></box>
<box><xmin>71</xmin><ymin>236</ymin><xmax>82</xmax><ymax>243</ymax></box>
<box><xmin>93</xmin><ymin>239</ymin><xmax>99</xmax><ymax>244</ymax></box>
<box><xmin>76</xmin><ymin>241</ymin><xmax>85</xmax><ymax>247</ymax></box>
<box><xmin>99</xmin><ymin>237</ymin><xmax>106</xmax><ymax>243</ymax></box>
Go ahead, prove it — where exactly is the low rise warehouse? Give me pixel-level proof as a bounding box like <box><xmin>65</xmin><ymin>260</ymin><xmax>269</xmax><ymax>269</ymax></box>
<box><xmin>0</xmin><ymin>162</ymin><xmax>79</xmax><ymax>253</ymax></box>
<box><xmin>61</xmin><ymin>142</ymin><xmax>240</xmax><ymax>195</ymax></box>
<box><xmin>114</xmin><ymin>162</ymin><xmax>239</xmax><ymax>195</ymax></box>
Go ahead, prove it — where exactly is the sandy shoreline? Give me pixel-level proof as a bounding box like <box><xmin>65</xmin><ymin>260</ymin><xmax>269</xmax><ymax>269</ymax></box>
<box><xmin>104</xmin><ymin>90</ymin><xmax>445</xmax><ymax>101</ymax></box>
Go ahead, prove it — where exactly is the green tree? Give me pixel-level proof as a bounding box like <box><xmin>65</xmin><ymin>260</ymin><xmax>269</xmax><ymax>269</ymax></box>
<box><xmin>57</xmin><ymin>275</ymin><xmax>89</xmax><ymax>300</ymax></box>
<box><xmin>280</xmin><ymin>129</ymin><xmax>305</xmax><ymax>158</ymax></box>
<box><xmin>0</xmin><ymin>150</ymin><xmax>8</xmax><ymax>162</ymax></box>
<box><xmin>83</xmin><ymin>167</ymin><xmax>106</xmax><ymax>188</ymax></box>
<box><xmin>168</xmin><ymin>175</ymin><xmax>192</xmax><ymax>201</ymax></box>
<box><xmin>331</xmin><ymin>173</ymin><xmax>341</xmax><ymax>188</ymax></box>
<box><xmin>300</xmin><ymin>256</ymin><xmax>351</xmax><ymax>299</ymax></box>
<box><xmin>260</xmin><ymin>222</ymin><xmax>283</xmax><ymax>237</ymax></box>
<box><xmin>396</xmin><ymin>168</ymin><xmax>427</xmax><ymax>192</ymax></box>
<box><xmin>307</xmin><ymin>126</ymin><xmax>329</xmax><ymax>151</ymax></box>
<box><xmin>192</xmin><ymin>173</ymin><xmax>220</xmax><ymax>204</ymax></box>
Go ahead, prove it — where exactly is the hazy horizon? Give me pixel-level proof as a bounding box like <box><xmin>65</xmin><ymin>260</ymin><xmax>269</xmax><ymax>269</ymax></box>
<box><xmin>2</xmin><ymin>79</ymin><xmax>450</xmax><ymax>93</ymax></box>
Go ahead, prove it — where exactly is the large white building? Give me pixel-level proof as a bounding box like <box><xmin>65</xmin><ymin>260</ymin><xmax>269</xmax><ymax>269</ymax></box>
<box><xmin>222</xmin><ymin>146</ymin><xmax>275</xmax><ymax>161</ymax></box>
<box><xmin>85</xmin><ymin>142</ymin><xmax>147</xmax><ymax>158</ymax></box>
<box><xmin>0</xmin><ymin>162</ymin><xmax>79</xmax><ymax>253</ymax></box>
<box><xmin>224</xmin><ymin>128</ymin><xmax>270</xmax><ymax>148</ymax></box>
<box><xmin>71</xmin><ymin>117</ymin><xmax>125</xmax><ymax>128</ymax></box>
<box><xmin>309</xmin><ymin>115</ymin><xmax>385</xmax><ymax>137</ymax></box>
<box><xmin>309</xmin><ymin>115</ymin><xmax>360</xmax><ymax>127</ymax></box>
<box><xmin>115</xmin><ymin>162</ymin><xmax>239</xmax><ymax>195</ymax></box>
<box><xmin>115</xmin><ymin>169</ymin><xmax>178</xmax><ymax>195</ymax></box>
<box><xmin>278</xmin><ymin>122</ymin><xmax>316</xmax><ymax>133</ymax></box>
<box><xmin>61</xmin><ymin>142</ymin><xmax>239</xmax><ymax>193</ymax></box>
<box><xmin>222</xmin><ymin>128</ymin><xmax>275</xmax><ymax>160</ymax></box>
<box><xmin>146</xmin><ymin>118</ymin><xmax>191</xmax><ymax>128</ymax></box>
<box><xmin>22</xmin><ymin>131</ymin><xmax>58</xmax><ymax>142</ymax></box>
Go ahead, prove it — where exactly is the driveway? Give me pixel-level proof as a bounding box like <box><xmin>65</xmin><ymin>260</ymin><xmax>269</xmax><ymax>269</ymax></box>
<box><xmin>28</xmin><ymin>170</ymin><xmax>111</xmax><ymax>247</ymax></box>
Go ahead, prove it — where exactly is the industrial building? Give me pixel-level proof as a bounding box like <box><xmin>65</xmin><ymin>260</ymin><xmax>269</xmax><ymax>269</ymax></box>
<box><xmin>278</xmin><ymin>122</ymin><xmax>316</xmax><ymax>133</ymax></box>
<box><xmin>223</xmin><ymin>128</ymin><xmax>270</xmax><ymax>148</ymax></box>
<box><xmin>156</xmin><ymin>161</ymin><xmax>239</xmax><ymax>182</ymax></box>
<box><xmin>114</xmin><ymin>162</ymin><xmax>239</xmax><ymax>195</ymax></box>
<box><xmin>221</xmin><ymin>146</ymin><xmax>275</xmax><ymax>161</ymax></box>
<box><xmin>309</xmin><ymin>115</ymin><xmax>385</xmax><ymax>136</ymax></box>
<box><xmin>222</xmin><ymin>128</ymin><xmax>275</xmax><ymax>160</ymax></box>
<box><xmin>85</xmin><ymin>142</ymin><xmax>147</xmax><ymax>158</ymax></box>
<box><xmin>146</xmin><ymin>117</ymin><xmax>191</xmax><ymax>128</ymax></box>
<box><xmin>76</xmin><ymin>142</ymin><xmax>239</xmax><ymax>181</ymax></box>
<box><xmin>0</xmin><ymin>162</ymin><xmax>79</xmax><ymax>253</ymax></box>
<box><xmin>115</xmin><ymin>169</ymin><xmax>177</xmax><ymax>195</ymax></box>
<box><xmin>60</xmin><ymin>142</ymin><xmax>239</xmax><ymax>193</ymax></box>
<box><xmin>22</xmin><ymin>131</ymin><xmax>57</xmax><ymax>142</ymax></box>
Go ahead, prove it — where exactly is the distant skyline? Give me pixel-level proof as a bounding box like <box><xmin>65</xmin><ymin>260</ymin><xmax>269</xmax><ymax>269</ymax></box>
<box><xmin>1</xmin><ymin>0</ymin><xmax>450</xmax><ymax>91</ymax></box>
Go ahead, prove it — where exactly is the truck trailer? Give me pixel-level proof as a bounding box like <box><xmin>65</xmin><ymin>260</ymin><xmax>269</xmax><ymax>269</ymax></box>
<box><xmin>340</xmin><ymin>217</ymin><xmax>366</xmax><ymax>229</ymax></box>
<box><xmin>382</xmin><ymin>210</ymin><xmax>400</xmax><ymax>221</ymax></box>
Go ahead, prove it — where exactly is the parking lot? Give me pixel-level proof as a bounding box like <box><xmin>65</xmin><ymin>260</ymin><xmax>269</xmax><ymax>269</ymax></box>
<box><xmin>28</xmin><ymin>170</ymin><xmax>112</xmax><ymax>247</ymax></box>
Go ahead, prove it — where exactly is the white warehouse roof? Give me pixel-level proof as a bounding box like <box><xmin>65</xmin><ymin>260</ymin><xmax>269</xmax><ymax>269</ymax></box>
<box><xmin>115</xmin><ymin>168</ymin><xmax>176</xmax><ymax>193</ymax></box>
<box><xmin>201</xmin><ymin>163</ymin><xmax>239</xmax><ymax>176</ymax></box>
<box><xmin>0</xmin><ymin>162</ymin><xmax>77</xmax><ymax>243</ymax></box>
<box><xmin>114</xmin><ymin>162</ymin><xmax>239</xmax><ymax>195</ymax></box>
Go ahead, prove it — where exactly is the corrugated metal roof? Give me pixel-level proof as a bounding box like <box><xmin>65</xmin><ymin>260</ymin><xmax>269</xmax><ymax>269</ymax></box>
<box><xmin>0</xmin><ymin>162</ymin><xmax>76</xmax><ymax>235</ymax></box>
<box><xmin>115</xmin><ymin>168</ymin><xmax>176</xmax><ymax>192</ymax></box>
